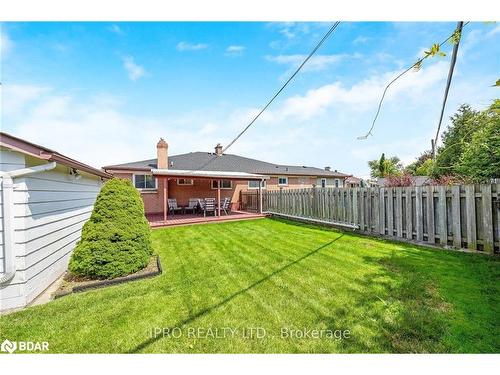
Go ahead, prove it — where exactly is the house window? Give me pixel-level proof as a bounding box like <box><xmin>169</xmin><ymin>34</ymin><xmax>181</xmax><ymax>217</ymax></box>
<box><xmin>133</xmin><ymin>174</ymin><xmax>157</xmax><ymax>190</ymax></box>
<box><xmin>211</xmin><ymin>180</ymin><xmax>232</xmax><ymax>189</ymax></box>
<box><xmin>177</xmin><ymin>178</ymin><xmax>194</xmax><ymax>185</ymax></box>
<box><xmin>335</xmin><ymin>179</ymin><xmax>339</xmax><ymax>188</ymax></box>
<box><xmin>248</xmin><ymin>180</ymin><xmax>266</xmax><ymax>189</ymax></box>
<box><xmin>278</xmin><ymin>176</ymin><xmax>288</xmax><ymax>186</ymax></box>
<box><xmin>321</xmin><ymin>178</ymin><xmax>327</xmax><ymax>188</ymax></box>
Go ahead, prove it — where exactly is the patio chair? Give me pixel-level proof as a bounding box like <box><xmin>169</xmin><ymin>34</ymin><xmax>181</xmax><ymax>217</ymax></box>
<box><xmin>167</xmin><ymin>199</ymin><xmax>183</xmax><ymax>215</ymax></box>
<box><xmin>203</xmin><ymin>198</ymin><xmax>216</xmax><ymax>217</ymax></box>
<box><xmin>220</xmin><ymin>197</ymin><xmax>231</xmax><ymax>215</ymax></box>
<box><xmin>185</xmin><ymin>198</ymin><xmax>201</xmax><ymax>214</ymax></box>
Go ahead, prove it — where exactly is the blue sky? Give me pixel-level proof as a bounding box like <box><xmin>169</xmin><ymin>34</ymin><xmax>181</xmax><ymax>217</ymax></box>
<box><xmin>1</xmin><ymin>22</ymin><xmax>499</xmax><ymax>177</ymax></box>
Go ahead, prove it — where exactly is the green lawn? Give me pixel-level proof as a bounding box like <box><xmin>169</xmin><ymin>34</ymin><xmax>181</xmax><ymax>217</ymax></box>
<box><xmin>1</xmin><ymin>218</ymin><xmax>498</xmax><ymax>353</ymax></box>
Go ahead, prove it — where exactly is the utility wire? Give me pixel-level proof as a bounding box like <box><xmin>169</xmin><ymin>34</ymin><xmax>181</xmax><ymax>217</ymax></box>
<box><xmin>357</xmin><ymin>21</ymin><xmax>470</xmax><ymax>140</ymax></box>
<box><xmin>432</xmin><ymin>21</ymin><xmax>464</xmax><ymax>158</ymax></box>
<box><xmin>187</xmin><ymin>21</ymin><xmax>342</xmax><ymax>174</ymax></box>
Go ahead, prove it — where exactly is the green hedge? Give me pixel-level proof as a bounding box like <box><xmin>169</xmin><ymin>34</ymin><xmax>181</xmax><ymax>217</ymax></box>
<box><xmin>69</xmin><ymin>178</ymin><xmax>153</xmax><ymax>279</ymax></box>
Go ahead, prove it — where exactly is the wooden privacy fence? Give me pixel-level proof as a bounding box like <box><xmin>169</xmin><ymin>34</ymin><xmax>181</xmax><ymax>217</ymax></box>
<box><xmin>242</xmin><ymin>185</ymin><xmax>500</xmax><ymax>254</ymax></box>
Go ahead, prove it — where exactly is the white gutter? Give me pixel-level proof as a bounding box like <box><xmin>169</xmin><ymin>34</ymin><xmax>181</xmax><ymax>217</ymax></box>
<box><xmin>0</xmin><ymin>162</ymin><xmax>57</xmax><ymax>284</ymax></box>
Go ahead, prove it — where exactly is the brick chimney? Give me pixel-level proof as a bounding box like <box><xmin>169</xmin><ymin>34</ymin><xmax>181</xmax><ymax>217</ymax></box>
<box><xmin>157</xmin><ymin>138</ymin><xmax>168</xmax><ymax>169</ymax></box>
<box><xmin>215</xmin><ymin>143</ymin><xmax>223</xmax><ymax>156</ymax></box>
<box><xmin>324</xmin><ymin>166</ymin><xmax>331</xmax><ymax>171</ymax></box>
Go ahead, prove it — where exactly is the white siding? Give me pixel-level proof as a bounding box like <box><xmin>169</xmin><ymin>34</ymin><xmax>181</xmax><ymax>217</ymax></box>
<box><xmin>0</xmin><ymin>152</ymin><xmax>104</xmax><ymax>311</ymax></box>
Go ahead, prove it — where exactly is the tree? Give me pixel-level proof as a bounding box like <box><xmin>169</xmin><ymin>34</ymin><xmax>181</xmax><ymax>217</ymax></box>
<box><xmin>434</xmin><ymin>100</ymin><xmax>500</xmax><ymax>181</ymax></box>
<box><xmin>405</xmin><ymin>150</ymin><xmax>433</xmax><ymax>175</ymax></box>
<box><xmin>433</xmin><ymin>104</ymin><xmax>481</xmax><ymax>177</ymax></box>
<box><xmin>69</xmin><ymin>178</ymin><xmax>153</xmax><ymax>279</ymax></box>
<box><xmin>368</xmin><ymin>153</ymin><xmax>403</xmax><ymax>178</ymax></box>
<box><xmin>456</xmin><ymin>103</ymin><xmax>500</xmax><ymax>181</ymax></box>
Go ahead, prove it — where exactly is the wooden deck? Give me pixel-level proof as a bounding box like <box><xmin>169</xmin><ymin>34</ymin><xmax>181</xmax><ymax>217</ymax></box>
<box><xmin>147</xmin><ymin>210</ymin><xmax>266</xmax><ymax>228</ymax></box>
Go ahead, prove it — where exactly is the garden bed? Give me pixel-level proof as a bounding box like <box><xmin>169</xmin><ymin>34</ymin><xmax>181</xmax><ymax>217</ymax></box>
<box><xmin>54</xmin><ymin>255</ymin><xmax>162</xmax><ymax>298</ymax></box>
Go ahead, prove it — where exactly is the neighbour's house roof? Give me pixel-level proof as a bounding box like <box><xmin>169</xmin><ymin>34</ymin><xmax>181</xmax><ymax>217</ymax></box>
<box><xmin>0</xmin><ymin>132</ymin><xmax>112</xmax><ymax>179</ymax></box>
<box><xmin>104</xmin><ymin>152</ymin><xmax>349</xmax><ymax>178</ymax></box>
<box><xmin>345</xmin><ymin>176</ymin><xmax>361</xmax><ymax>183</ymax></box>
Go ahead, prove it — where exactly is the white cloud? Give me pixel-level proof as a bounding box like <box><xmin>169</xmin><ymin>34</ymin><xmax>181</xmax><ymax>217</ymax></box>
<box><xmin>353</xmin><ymin>36</ymin><xmax>370</xmax><ymax>45</ymax></box>
<box><xmin>108</xmin><ymin>24</ymin><xmax>124</xmax><ymax>35</ymax></box>
<box><xmin>486</xmin><ymin>24</ymin><xmax>500</xmax><ymax>37</ymax></box>
<box><xmin>122</xmin><ymin>56</ymin><xmax>145</xmax><ymax>81</ymax></box>
<box><xmin>176</xmin><ymin>41</ymin><xmax>209</xmax><ymax>51</ymax></box>
<box><xmin>266</xmin><ymin>61</ymin><xmax>449</xmax><ymax>122</ymax></box>
<box><xmin>225</xmin><ymin>45</ymin><xmax>245</xmax><ymax>57</ymax></box>
<box><xmin>0</xmin><ymin>28</ymin><xmax>13</xmax><ymax>57</ymax></box>
<box><xmin>1</xmin><ymin>84</ymin><xmax>50</xmax><ymax>116</ymax></box>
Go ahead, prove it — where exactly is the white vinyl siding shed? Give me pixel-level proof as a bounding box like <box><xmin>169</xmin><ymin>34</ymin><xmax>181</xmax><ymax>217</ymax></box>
<box><xmin>0</xmin><ymin>148</ymin><xmax>105</xmax><ymax>311</ymax></box>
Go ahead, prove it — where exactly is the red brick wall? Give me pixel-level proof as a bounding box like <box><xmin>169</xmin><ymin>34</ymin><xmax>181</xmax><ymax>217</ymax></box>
<box><xmin>109</xmin><ymin>172</ymin><xmax>247</xmax><ymax>214</ymax></box>
<box><xmin>107</xmin><ymin>172</ymin><xmax>338</xmax><ymax>214</ymax></box>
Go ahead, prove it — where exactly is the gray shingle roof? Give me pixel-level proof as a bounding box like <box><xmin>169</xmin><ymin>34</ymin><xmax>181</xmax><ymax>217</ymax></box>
<box><xmin>103</xmin><ymin>152</ymin><xmax>349</xmax><ymax>177</ymax></box>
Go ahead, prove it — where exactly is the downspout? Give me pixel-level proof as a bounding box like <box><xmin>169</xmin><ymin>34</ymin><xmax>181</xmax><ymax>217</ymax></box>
<box><xmin>0</xmin><ymin>162</ymin><xmax>57</xmax><ymax>284</ymax></box>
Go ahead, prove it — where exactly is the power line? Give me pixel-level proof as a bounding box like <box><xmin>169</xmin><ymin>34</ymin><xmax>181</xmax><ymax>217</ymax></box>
<box><xmin>188</xmin><ymin>21</ymin><xmax>342</xmax><ymax>174</ymax></box>
<box><xmin>432</xmin><ymin>21</ymin><xmax>464</xmax><ymax>158</ymax></box>
<box><xmin>357</xmin><ymin>21</ymin><xmax>470</xmax><ymax>140</ymax></box>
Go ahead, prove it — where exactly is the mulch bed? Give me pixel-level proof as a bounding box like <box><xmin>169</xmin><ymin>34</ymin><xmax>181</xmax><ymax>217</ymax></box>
<box><xmin>54</xmin><ymin>255</ymin><xmax>162</xmax><ymax>299</ymax></box>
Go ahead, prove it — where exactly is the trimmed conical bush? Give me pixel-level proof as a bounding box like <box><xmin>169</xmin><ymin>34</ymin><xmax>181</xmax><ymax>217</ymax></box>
<box><xmin>69</xmin><ymin>178</ymin><xmax>153</xmax><ymax>279</ymax></box>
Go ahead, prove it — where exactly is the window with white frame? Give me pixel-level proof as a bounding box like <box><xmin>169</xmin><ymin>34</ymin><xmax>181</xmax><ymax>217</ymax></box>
<box><xmin>335</xmin><ymin>179</ymin><xmax>339</xmax><ymax>188</ymax></box>
<box><xmin>177</xmin><ymin>178</ymin><xmax>194</xmax><ymax>185</ymax></box>
<box><xmin>133</xmin><ymin>174</ymin><xmax>157</xmax><ymax>190</ymax></box>
<box><xmin>211</xmin><ymin>179</ymin><xmax>232</xmax><ymax>189</ymax></box>
<box><xmin>278</xmin><ymin>176</ymin><xmax>288</xmax><ymax>186</ymax></box>
<box><xmin>248</xmin><ymin>180</ymin><xmax>266</xmax><ymax>189</ymax></box>
<box><xmin>321</xmin><ymin>178</ymin><xmax>327</xmax><ymax>188</ymax></box>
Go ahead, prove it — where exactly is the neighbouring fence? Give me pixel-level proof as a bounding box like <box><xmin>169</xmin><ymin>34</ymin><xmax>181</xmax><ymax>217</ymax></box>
<box><xmin>241</xmin><ymin>184</ymin><xmax>500</xmax><ymax>253</ymax></box>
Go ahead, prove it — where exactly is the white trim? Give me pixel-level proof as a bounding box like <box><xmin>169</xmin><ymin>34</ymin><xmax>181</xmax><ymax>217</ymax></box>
<box><xmin>248</xmin><ymin>180</ymin><xmax>266</xmax><ymax>190</ymax></box>
<box><xmin>152</xmin><ymin>168</ymin><xmax>269</xmax><ymax>180</ymax></box>
<box><xmin>278</xmin><ymin>176</ymin><xmax>288</xmax><ymax>186</ymax></box>
<box><xmin>211</xmin><ymin>179</ymin><xmax>232</xmax><ymax>190</ymax></box>
<box><xmin>321</xmin><ymin>178</ymin><xmax>327</xmax><ymax>188</ymax></box>
<box><xmin>133</xmin><ymin>173</ymin><xmax>157</xmax><ymax>191</ymax></box>
<box><xmin>177</xmin><ymin>178</ymin><xmax>194</xmax><ymax>185</ymax></box>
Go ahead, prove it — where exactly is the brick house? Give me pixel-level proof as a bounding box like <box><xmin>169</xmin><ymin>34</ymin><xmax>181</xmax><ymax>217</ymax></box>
<box><xmin>103</xmin><ymin>139</ymin><xmax>350</xmax><ymax>218</ymax></box>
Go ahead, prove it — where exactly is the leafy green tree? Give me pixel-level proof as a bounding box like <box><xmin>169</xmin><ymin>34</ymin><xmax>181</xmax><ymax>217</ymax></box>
<box><xmin>69</xmin><ymin>178</ymin><xmax>153</xmax><ymax>279</ymax></box>
<box><xmin>368</xmin><ymin>154</ymin><xmax>403</xmax><ymax>178</ymax></box>
<box><xmin>434</xmin><ymin>100</ymin><xmax>500</xmax><ymax>181</ymax></box>
<box><xmin>434</xmin><ymin>104</ymin><xmax>480</xmax><ymax>177</ymax></box>
<box><xmin>405</xmin><ymin>150</ymin><xmax>433</xmax><ymax>175</ymax></box>
<box><xmin>456</xmin><ymin>103</ymin><xmax>500</xmax><ymax>181</ymax></box>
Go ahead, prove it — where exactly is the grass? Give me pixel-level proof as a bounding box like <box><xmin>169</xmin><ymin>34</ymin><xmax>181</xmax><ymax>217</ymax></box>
<box><xmin>1</xmin><ymin>218</ymin><xmax>498</xmax><ymax>353</ymax></box>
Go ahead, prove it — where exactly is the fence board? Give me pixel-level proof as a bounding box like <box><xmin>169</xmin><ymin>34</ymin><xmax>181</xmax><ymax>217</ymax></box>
<box><xmin>254</xmin><ymin>183</ymin><xmax>498</xmax><ymax>254</ymax></box>
<box><xmin>481</xmin><ymin>184</ymin><xmax>494</xmax><ymax>253</ymax></box>
<box><xmin>437</xmin><ymin>186</ymin><xmax>447</xmax><ymax>245</ymax></box>
<box><xmin>396</xmin><ymin>188</ymin><xmax>403</xmax><ymax>238</ymax></box>
<box><xmin>452</xmin><ymin>185</ymin><xmax>462</xmax><ymax>248</ymax></box>
<box><xmin>426</xmin><ymin>185</ymin><xmax>435</xmax><ymax>244</ymax></box>
<box><xmin>415</xmin><ymin>187</ymin><xmax>423</xmax><ymax>241</ymax></box>
<box><xmin>465</xmin><ymin>185</ymin><xmax>477</xmax><ymax>250</ymax></box>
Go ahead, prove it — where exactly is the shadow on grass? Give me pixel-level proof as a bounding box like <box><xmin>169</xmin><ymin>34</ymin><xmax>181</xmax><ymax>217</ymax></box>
<box><xmin>128</xmin><ymin>234</ymin><xmax>344</xmax><ymax>353</ymax></box>
<box><xmin>317</xmin><ymin>251</ymin><xmax>453</xmax><ymax>353</ymax></box>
